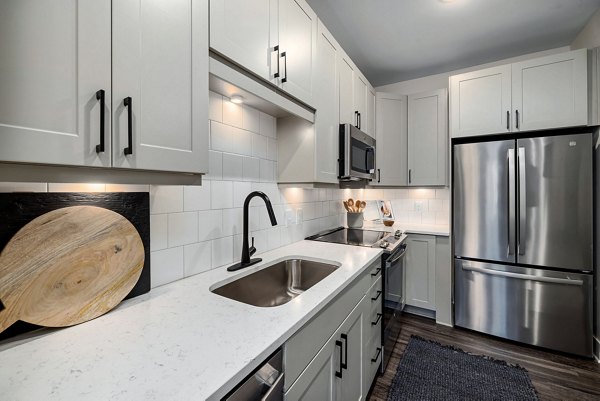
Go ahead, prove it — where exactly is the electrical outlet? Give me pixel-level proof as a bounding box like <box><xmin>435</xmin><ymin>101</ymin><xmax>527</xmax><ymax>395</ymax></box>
<box><xmin>286</xmin><ymin>209</ymin><xmax>295</xmax><ymax>225</ymax></box>
<box><xmin>296</xmin><ymin>208</ymin><xmax>303</xmax><ymax>223</ymax></box>
<box><xmin>414</xmin><ymin>200</ymin><xmax>424</xmax><ymax>212</ymax></box>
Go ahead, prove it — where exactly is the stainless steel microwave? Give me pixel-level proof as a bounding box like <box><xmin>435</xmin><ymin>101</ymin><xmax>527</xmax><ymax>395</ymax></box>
<box><xmin>338</xmin><ymin>123</ymin><xmax>376</xmax><ymax>181</ymax></box>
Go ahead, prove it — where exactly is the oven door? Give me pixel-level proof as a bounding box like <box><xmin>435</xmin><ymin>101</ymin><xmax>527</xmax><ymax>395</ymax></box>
<box><xmin>339</xmin><ymin>124</ymin><xmax>376</xmax><ymax>180</ymax></box>
<box><xmin>382</xmin><ymin>243</ymin><xmax>406</xmax><ymax>372</ymax></box>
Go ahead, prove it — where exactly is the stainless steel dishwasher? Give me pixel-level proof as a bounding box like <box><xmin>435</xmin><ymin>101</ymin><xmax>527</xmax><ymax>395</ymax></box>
<box><xmin>222</xmin><ymin>349</ymin><xmax>283</xmax><ymax>401</ymax></box>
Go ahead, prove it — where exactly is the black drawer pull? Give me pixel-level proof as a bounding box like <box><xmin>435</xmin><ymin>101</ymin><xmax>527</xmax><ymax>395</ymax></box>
<box><xmin>371</xmin><ymin>347</ymin><xmax>382</xmax><ymax>363</ymax></box>
<box><xmin>341</xmin><ymin>333</ymin><xmax>348</xmax><ymax>370</ymax></box>
<box><xmin>371</xmin><ymin>268</ymin><xmax>381</xmax><ymax>277</ymax></box>
<box><xmin>335</xmin><ymin>340</ymin><xmax>343</xmax><ymax>378</ymax></box>
<box><xmin>95</xmin><ymin>89</ymin><xmax>105</xmax><ymax>153</ymax></box>
<box><xmin>371</xmin><ymin>290</ymin><xmax>382</xmax><ymax>301</ymax></box>
<box><xmin>371</xmin><ymin>313</ymin><xmax>382</xmax><ymax>326</ymax></box>
<box><xmin>123</xmin><ymin>97</ymin><xmax>133</xmax><ymax>155</ymax></box>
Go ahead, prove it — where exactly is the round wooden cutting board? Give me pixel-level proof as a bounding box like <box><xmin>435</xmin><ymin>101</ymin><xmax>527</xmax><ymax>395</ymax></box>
<box><xmin>0</xmin><ymin>206</ymin><xmax>144</xmax><ymax>333</ymax></box>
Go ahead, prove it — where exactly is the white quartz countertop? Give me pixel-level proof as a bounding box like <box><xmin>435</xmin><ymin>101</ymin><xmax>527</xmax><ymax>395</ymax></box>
<box><xmin>360</xmin><ymin>221</ymin><xmax>450</xmax><ymax>236</ymax></box>
<box><xmin>0</xmin><ymin>241</ymin><xmax>382</xmax><ymax>401</ymax></box>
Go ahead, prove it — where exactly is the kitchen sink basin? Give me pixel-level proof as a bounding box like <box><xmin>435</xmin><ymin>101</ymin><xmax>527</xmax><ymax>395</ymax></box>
<box><xmin>211</xmin><ymin>258</ymin><xmax>340</xmax><ymax>307</ymax></box>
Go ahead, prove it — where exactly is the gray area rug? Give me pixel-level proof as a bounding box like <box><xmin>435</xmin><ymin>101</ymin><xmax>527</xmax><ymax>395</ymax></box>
<box><xmin>387</xmin><ymin>335</ymin><xmax>538</xmax><ymax>401</ymax></box>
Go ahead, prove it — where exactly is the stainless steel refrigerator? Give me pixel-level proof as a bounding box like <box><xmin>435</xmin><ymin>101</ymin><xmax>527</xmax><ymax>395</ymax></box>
<box><xmin>453</xmin><ymin>132</ymin><xmax>594</xmax><ymax>357</ymax></box>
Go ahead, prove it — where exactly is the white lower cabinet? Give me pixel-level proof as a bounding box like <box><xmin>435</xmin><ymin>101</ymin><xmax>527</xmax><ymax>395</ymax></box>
<box><xmin>405</xmin><ymin>234</ymin><xmax>436</xmax><ymax>310</ymax></box>
<box><xmin>284</xmin><ymin>260</ymin><xmax>382</xmax><ymax>401</ymax></box>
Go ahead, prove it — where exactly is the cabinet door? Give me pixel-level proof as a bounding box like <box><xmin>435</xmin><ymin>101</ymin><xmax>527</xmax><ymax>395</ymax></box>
<box><xmin>512</xmin><ymin>49</ymin><xmax>587</xmax><ymax>132</ymax></box>
<box><xmin>354</xmin><ymin>74</ymin><xmax>368</xmax><ymax>130</ymax></box>
<box><xmin>339</xmin><ymin>55</ymin><xmax>356</xmax><ymax>126</ymax></box>
<box><xmin>336</xmin><ymin>298</ymin><xmax>364</xmax><ymax>401</ymax></box>
<box><xmin>278</xmin><ymin>0</ymin><xmax>317</xmax><ymax>106</ymax></box>
<box><xmin>366</xmin><ymin>87</ymin><xmax>376</xmax><ymax>137</ymax></box>
<box><xmin>112</xmin><ymin>0</ymin><xmax>208</xmax><ymax>173</ymax></box>
<box><xmin>373</xmin><ymin>93</ymin><xmax>408</xmax><ymax>186</ymax></box>
<box><xmin>314</xmin><ymin>21</ymin><xmax>339</xmax><ymax>184</ymax></box>
<box><xmin>0</xmin><ymin>0</ymin><xmax>111</xmax><ymax>167</ymax></box>
<box><xmin>209</xmin><ymin>0</ymin><xmax>277</xmax><ymax>82</ymax></box>
<box><xmin>405</xmin><ymin>234</ymin><xmax>436</xmax><ymax>310</ymax></box>
<box><xmin>450</xmin><ymin>65</ymin><xmax>511</xmax><ymax>138</ymax></box>
<box><xmin>408</xmin><ymin>89</ymin><xmax>448</xmax><ymax>186</ymax></box>
<box><xmin>284</xmin><ymin>335</ymin><xmax>337</xmax><ymax>401</ymax></box>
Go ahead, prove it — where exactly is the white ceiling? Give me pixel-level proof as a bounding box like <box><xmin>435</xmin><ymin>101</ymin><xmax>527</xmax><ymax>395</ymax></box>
<box><xmin>305</xmin><ymin>0</ymin><xmax>600</xmax><ymax>86</ymax></box>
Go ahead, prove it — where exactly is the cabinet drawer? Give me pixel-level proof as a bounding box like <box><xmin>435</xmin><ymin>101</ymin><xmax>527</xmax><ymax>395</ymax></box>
<box><xmin>365</xmin><ymin>331</ymin><xmax>382</xmax><ymax>391</ymax></box>
<box><xmin>284</xmin><ymin>259</ymin><xmax>377</xmax><ymax>390</ymax></box>
<box><xmin>368</xmin><ymin>261</ymin><xmax>383</xmax><ymax>283</ymax></box>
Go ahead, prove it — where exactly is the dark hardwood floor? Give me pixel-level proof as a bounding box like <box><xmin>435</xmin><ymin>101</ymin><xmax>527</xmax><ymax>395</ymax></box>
<box><xmin>368</xmin><ymin>314</ymin><xmax>600</xmax><ymax>401</ymax></box>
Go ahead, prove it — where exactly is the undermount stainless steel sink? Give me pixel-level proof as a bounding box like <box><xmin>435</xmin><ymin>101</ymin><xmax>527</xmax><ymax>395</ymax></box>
<box><xmin>211</xmin><ymin>258</ymin><xmax>340</xmax><ymax>307</ymax></box>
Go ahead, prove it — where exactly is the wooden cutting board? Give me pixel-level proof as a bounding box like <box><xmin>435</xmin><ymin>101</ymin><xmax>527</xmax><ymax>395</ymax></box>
<box><xmin>0</xmin><ymin>206</ymin><xmax>144</xmax><ymax>333</ymax></box>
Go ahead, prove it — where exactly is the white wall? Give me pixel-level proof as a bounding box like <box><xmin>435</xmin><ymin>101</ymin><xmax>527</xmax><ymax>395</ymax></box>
<box><xmin>571</xmin><ymin>8</ymin><xmax>600</xmax><ymax>50</ymax></box>
<box><xmin>375</xmin><ymin>46</ymin><xmax>570</xmax><ymax>94</ymax></box>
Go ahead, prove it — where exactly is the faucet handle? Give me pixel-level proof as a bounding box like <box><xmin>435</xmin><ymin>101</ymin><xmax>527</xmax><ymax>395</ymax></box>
<box><xmin>249</xmin><ymin>236</ymin><xmax>256</xmax><ymax>257</ymax></box>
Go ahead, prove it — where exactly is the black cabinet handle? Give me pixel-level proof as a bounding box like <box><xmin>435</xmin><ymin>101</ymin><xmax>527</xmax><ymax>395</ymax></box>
<box><xmin>515</xmin><ymin>109</ymin><xmax>520</xmax><ymax>130</ymax></box>
<box><xmin>371</xmin><ymin>347</ymin><xmax>382</xmax><ymax>363</ymax></box>
<box><xmin>377</xmin><ymin>168</ymin><xmax>381</xmax><ymax>183</ymax></box>
<box><xmin>359</xmin><ymin>112</ymin><xmax>362</xmax><ymax>130</ymax></box>
<box><xmin>371</xmin><ymin>267</ymin><xmax>381</xmax><ymax>277</ymax></box>
<box><xmin>341</xmin><ymin>333</ymin><xmax>348</xmax><ymax>370</ymax></box>
<box><xmin>335</xmin><ymin>340</ymin><xmax>343</xmax><ymax>378</ymax></box>
<box><xmin>274</xmin><ymin>45</ymin><xmax>280</xmax><ymax>78</ymax></box>
<box><xmin>123</xmin><ymin>97</ymin><xmax>133</xmax><ymax>155</ymax></box>
<box><xmin>95</xmin><ymin>89</ymin><xmax>105</xmax><ymax>153</ymax></box>
<box><xmin>371</xmin><ymin>313</ymin><xmax>382</xmax><ymax>326</ymax></box>
<box><xmin>506</xmin><ymin>111</ymin><xmax>510</xmax><ymax>130</ymax></box>
<box><xmin>371</xmin><ymin>290</ymin><xmax>382</xmax><ymax>301</ymax></box>
<box><xmin>409</xmin><ymin>169</ymin><xmax>412</xmax><ymax>184</ymax></box>
<box><xmin>281</xmin><ymin>51</ymin><xmax>287</xmax><ymax>83</ymax></box>
<box><xmin>355</xmin><ymin>111</ymin><xmax>359</xmax><ymax>128</ymax></box>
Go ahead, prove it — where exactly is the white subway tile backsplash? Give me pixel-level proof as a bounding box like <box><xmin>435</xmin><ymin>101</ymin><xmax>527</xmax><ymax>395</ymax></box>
<box><xmin>210</xmin><ymin>121</ymin><xmax>233</xmax><ymax>153</ymax></box>
<box><xmin>168</xmin><ymin>212</ymin><xmax>199</xmax><ymax>247</ymax></box>
<box><xmin>243</xmin><ymin>157</ymin><xmax>260</xmax><ymax>182</ymax></box>
<box><xmin>223</xmin><ymin>99</ymin><xmax>243</xmax><ymax>129</ymax></box>
<box><xmin>184</xmin><ymin>181</ymin><xmax>211</xmax><ymax>212</ymax></box>
<box><xmin>233</xmin><ymin>181</ymin><xmax>252</xmax><ymax>207</ymax></box>
<box><xmin>211</xmin><ymin>181</ymin><xmax>233</xmax><ymax>209</ymax></box>
<box><xmin>252</xmin><ymin>133</ymin><xmax>268</xmax><ymax>159</ymax></box>
<box><xmin>222</xmin><ymin>208</ymin><xmax>243</xmax><ymax>236</ymax></box>
<box><xmin>207</xmin><ymin>150</ymin><xmax>223</xmax><ymax>181</ymax></box>
<box><xmin>198</xmin><ymin>210</ymin><xmax>223</xmax><ymax>241</ymax></box>
<box><xmin>151</xmin><ymin>247</ymin><xmax>184</xmax><ymax>288</ymax></box>
<box><xmin>231</xmin><ymin>126</ymin><xmax>253</xmax><ymax>156</ymax></box>
<box><xmin>183</xmin><ymin>241</ymin><xmax>212</xmax><ymax>277</ymax></box>
<box><xmin>436</xmin><ymin>188</ymin><xmax>450</xmax><ymax>200</ymax></box>
<box><xmin>208</xmin><ymin>91</ymin><xmax>223</xmax><ymax>122</ymax></box>
<box><xmin>242</xmin><ymin>105</ymin><xmax>260</xmax><ymax>133</ymax></box>
<box><xmin>267</xmin><ymin>138</ymin><xmax>277</xmax><ymax>161</ymax></box>
<box><xmin>49</xmin><ymin>183</ymin><xmax>106</xmax><ymax>193</ymax></box>
<box><xmin>150</xmin><ymin>186</ymin><xmax>183</xmax><ymax>214</ymax></box>
<box><xmin>435</xmin><ymin>211</ymin><xmax>449</xmax><ymax>225</ymax></box>
<box><xmin>150</xmin><ymin>214</ymin><xmax>168</xmax><ymax>251</ymax></box>
<box><xmin>222</xmin><ymin>153</ymin><xmax>244</xmax><ymax>181</ymax></box>
<box><xmin>409</xmin><ymin>188</ymin><xmax>436</xmax><ymax>199</ymax></box>
<box><xmin>421</xmin><ymin>211</ymin><xmax>436</xmax><ymax>225</ymax></box>
<box><xmin>212</xmin><ymin>236</ymin><xmax>233</xmax><ymax>268</ymax></box>
<box><xmin>428</xmin><ymin>199</ymin><xmax>443</xmax><ymax>212</ymax></box>
<box><xmin>105</xmin><ymin>184</ymin><xmax>149</xmax><ymax>192</ymax></box>
<box><xmin>260</xmin><ymin>112</ymin><xmax>276</xmax><ymax>138</ymax></box>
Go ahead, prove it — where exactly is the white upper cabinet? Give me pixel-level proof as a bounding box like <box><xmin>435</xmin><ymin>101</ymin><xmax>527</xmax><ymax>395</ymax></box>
<box><xmin>112</xmin><ymin>0</ymin><xmax>208</xmax><ymax>173</ymax></box>
<box><xmin>209</xmin><ymin>0</ymin><xmax>277</xmax><ymax>82</ymax></box>
<box><xmin>450</xmin><ymin>65</ymin><xmax>512</xmax><ymax>138</ymax></box>
<box><xmin>338</xmin><ymin>55</ymin><xmax>356</xmax><ymax>126</ymax></box>
<box><xmin>278</xmin><ymin>0</ymin><xmax>317</xmax><ymax>106</ymax></box>
<box><xmin>367</xmin><ymin>88</ymin><xmax>376</xmax><ymax>137</ymax></box>
<box><xmin>373</xmin><ymin>93</ymin><xmax>408</xmax><ymax>186</ymax></box>
<box><xmin>314</xmin><ymin>20</ymin><xmax>340</xmax><ymax>184</ymax></box>
<box><xmin>450</xmin><ymin>49</ymin><xmax>588</xmax><ymax>138</ymax></box>
<box><xmin>0</xmin><ymin>0</ymin><xmax>111</xmax><ymax>167</ymax></box>
<box><xmin>354</xmin><ymin>74</ymin><xmax>368</xmax><ymax>131</ymax></box>
<box><xmin>512</xmin><ymin>49</ymin><xmax>587</xmax><ymax>132</ymax></box>
<box><xmin>408</xmin><ymin>89</ymin><xmax>448</xmax><ymax>186</ymax></box>
<box><xmin>209</xmin><ymin>0</ymin><xmax>315</xmax><ymax>106</ymax></box>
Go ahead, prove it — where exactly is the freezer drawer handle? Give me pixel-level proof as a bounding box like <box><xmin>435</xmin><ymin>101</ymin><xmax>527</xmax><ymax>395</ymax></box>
<box><xmin>462</xmin><ymin>263</ymin><xmax>583</xmax><ymax>286</ymax></box>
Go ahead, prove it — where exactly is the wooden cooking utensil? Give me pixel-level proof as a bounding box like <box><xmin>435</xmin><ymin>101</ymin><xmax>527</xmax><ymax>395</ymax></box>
<box><xmin>0</xmin><ymin>206</ymin><xmax>144</xmax><ymax>333</ymax></box>
<box><xmin>360</xmin><ymin>201</ymin><xmax>367</xmax><ymax>211</ymax></box>
<box><xmin>343</xmin><ymin>200</ymin><xmax>351</xmax><ymax>212</ymax></box>
<box><xmin>355</xmin><ymin>199</ymin><xmax>361</xmax><ymax>213</ymax></box>
<box><xmin>347</xmin><ymin>198</ymin><xmax>355</xmax><ymax>212</ymax></box>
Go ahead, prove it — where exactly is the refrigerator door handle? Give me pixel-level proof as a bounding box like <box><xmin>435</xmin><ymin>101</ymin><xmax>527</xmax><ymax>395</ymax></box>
<box><xmin>507</xmin><ymin>149</ymin><xmax>516</xmax><ymax>255</ymax></box>
<box><xmin>518</xmin><ymin>147</ymin><xmax>526</xmax><ymax>256</ymax></box>
<box><xmin>461</xmin><ymin>263</ymin><xmax>584</xmax><ymax>286</ymax></box>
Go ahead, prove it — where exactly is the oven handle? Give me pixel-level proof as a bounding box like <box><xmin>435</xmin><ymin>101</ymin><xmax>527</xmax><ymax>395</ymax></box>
<box><xmin>386</xmin><ymin>245</ymin><xmax>407</xmax><ymax>266</ymax></box>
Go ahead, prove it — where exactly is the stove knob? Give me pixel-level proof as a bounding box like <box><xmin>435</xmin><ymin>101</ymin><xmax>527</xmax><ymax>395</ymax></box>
<box><xmin>394</xmin><ymin>230</ymin><xmax>402</xmax><ymax>239</ymax></box>
<box><xmin>379</xmin><ymin>241</ymin><xmax>389</xmax><ymax>249</ymax></box>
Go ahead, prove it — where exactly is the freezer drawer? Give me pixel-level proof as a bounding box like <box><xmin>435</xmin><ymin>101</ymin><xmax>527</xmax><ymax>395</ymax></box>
<box><xmin>454</xmin><ymin>259</ymin><xmax>593</xmax><ymax>357</ymax></box>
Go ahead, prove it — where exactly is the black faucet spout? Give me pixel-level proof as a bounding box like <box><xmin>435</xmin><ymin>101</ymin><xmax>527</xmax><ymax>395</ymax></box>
<box><xmin>227</xmin><ymin>191</ymin><xmax>278</xmax><ymax>272</ymax></box>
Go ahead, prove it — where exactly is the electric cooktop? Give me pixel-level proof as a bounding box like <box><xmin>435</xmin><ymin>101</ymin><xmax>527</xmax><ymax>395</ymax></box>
<box><xmin>306</xmin><ymin>226</ymin><xmax>400</xmax><ymax>248</ymax></box>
